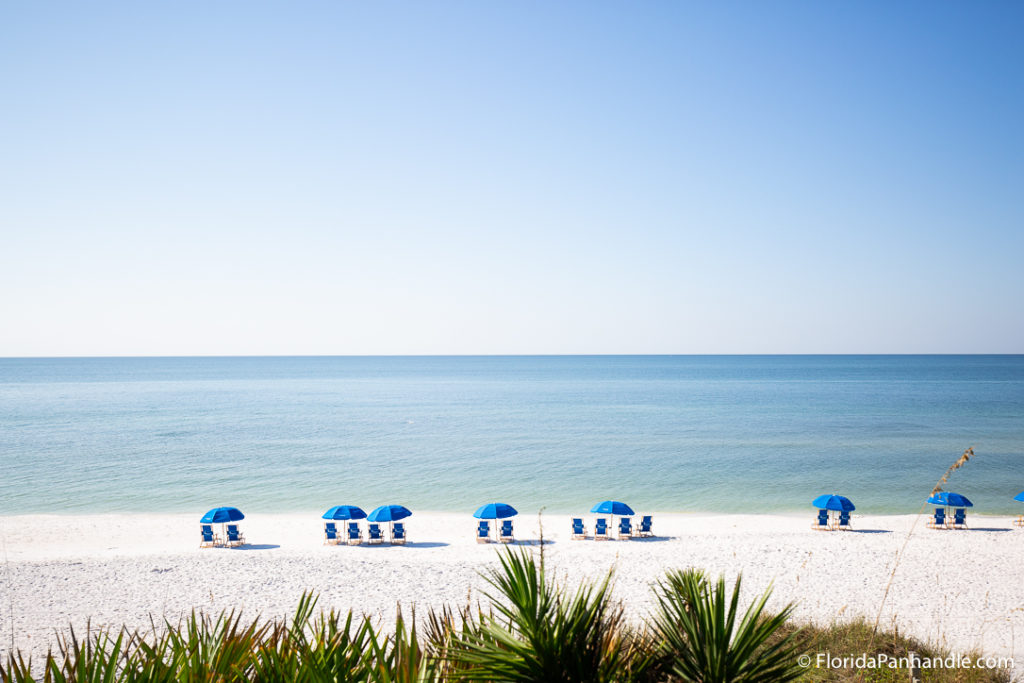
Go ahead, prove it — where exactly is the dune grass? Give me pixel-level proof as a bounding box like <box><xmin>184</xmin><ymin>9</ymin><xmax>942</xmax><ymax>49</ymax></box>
<box><xmin>778</xmin><ymin>618</ymin><xmax>1011</xmax><ymax>683</ymax></box>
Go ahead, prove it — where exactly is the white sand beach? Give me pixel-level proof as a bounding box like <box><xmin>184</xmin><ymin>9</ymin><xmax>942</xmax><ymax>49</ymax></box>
<box><xmin>1</xmin><ymin>512</ymin><xmax>1022</xmax><ymax>664</ymax></box>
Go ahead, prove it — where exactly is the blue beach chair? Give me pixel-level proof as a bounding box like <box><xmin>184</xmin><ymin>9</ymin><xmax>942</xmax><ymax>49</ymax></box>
<box><xmin>837</xmin><ymin>510</ymin><xmax>852</xmax><ymax>530</ymax></box>
<box><xmin>618</xmin><ymin>517</ymin><xmax>632</xmax><ymax>539</ymax></box>
<box><xmin>392</xmin><ymin>522</ymin><xmax>407</xmax><ymax>544</ymax></box>
<box><xmin>367</xmin><ymin>523</ymin><xmax>384</xmax><ymax>544</ymax></box>
<box><xmin>499</xmin><ymin>519</ymin><xmax>514</xmax><ymax>543</ymax></box>
<box><xmin>477</xmin><ymin>521</ymin><xmax>491</xmax><ymax>543</ymax></box>
<box><xmin>347</xmin><ymin>522</ymin><xmax>362</xmax><ymax>545</ymax></box>
<box><xmin>927</xmin><ymin>508</ymin><xmax>947</xmax><ymax>529</ymax></box>
<box><xmin>953</xmin><ymin>508</ymin><xmax>967</xmax><ymax>529</ymax></box>
<box><xmin>634</xmin><ymin>515</ymin><xmax>653</xmax><ymax>537</ymax></box>
<box><xmin>570</xmin><ymin>518</ymin><xmax>586</xmax><ymax>540</ymax></box>
<box><xmin>812</xmin><ymin>509</ymin><xmax>830</xmax><ymax>530</ymax></box>
<box><xmin>324</xmin><ymin>522</ymin><xmax>340</xmax><ymax>545</ymax></box>
<box><xmin>226</xmin><ymin>524</ymin><xmax>246</xmax><ymax>547</ymax></box>
<box><xmin>200</xmin><ymin>524</ymin><xmax>220</xmax><ymax>548</ymax></box>
<box><xmin>594</xmin><ymin>518</ymin><xmax>609</xmax><ymax>540</ymax></box>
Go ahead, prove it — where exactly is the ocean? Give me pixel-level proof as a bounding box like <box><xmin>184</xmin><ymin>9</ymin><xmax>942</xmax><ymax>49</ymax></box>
<box><xmin>1</xmin><ymin>355</ymin><xmax>1022</xmax><ymax>516</ymax></box>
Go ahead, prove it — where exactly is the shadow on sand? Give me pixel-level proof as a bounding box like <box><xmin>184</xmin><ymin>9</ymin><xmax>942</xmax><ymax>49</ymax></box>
<box><xmin>356</xmin><ymin>541</ymin><xmax>451</xmax><ymax>549</ymax></box>
<box><xmin>845</xmin><ymin>529</ymin><xmax>892</xmax><ymax>534</ymax></box>
<box><xmin>514</xmin><ymin>539</ymin><xmax>555</xmax><ymax>546</ymax></box>
<box><xmin>567</xmin><ymin>536</ymin><xmax>671</xmax><ymax>543</ymax></box>
<box><xmin>474</xmin><ymin>539</ymin><xmax>554</xmax><ymax>547</ymax></box>
<box><xmin>231</xmin><ymin>544</ymin><xmax>281</xmax><ymax>550</ymax></box>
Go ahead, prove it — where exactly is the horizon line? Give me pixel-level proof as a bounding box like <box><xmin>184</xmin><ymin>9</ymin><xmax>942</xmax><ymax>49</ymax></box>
<box><xmin>2</xmin><ymin>353</ymin><xmax>1023</xmax><ymax>360</ymax></box>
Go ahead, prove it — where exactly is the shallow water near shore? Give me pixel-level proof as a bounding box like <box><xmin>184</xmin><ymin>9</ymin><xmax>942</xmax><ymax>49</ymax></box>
<box><xmin>1</xmin><ymin>355</ymin><xmax>1022</xmax><ymax>515</ymax></box>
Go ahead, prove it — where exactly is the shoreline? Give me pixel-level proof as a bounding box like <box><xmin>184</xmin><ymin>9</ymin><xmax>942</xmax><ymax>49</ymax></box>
<box><xmin>3</xmin><ymin>508</ymin><xmax>1018</xmax><ymax>520</ymax></box>
<box><xmin>2</xmin><ymin>512</ymin><xmax>1022</xmax><ymax>664</ymax></box>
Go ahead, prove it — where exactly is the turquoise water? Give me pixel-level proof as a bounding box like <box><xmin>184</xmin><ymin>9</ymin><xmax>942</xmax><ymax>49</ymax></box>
<box><xmin>1</xmin><ymin>355</ymin><xmax>1022</xmax><ymax>515</ymax></box>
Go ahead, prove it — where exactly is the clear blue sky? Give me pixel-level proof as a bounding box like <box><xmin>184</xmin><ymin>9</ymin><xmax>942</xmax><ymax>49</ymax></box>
<box><xmin>1</xmin><ymin>2</ymin><xmax>1021</xmax><ymax>355</ymax></box>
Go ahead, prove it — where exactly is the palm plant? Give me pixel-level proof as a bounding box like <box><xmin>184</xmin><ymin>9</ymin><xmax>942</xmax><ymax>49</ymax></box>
<box><xmin>160</xmin><ymin>608</ymin><xmax>265</xmax><ymax>681</ymax></box>
<box><xmin>249</xmin><ymin>594</ymin><xmax>378</xmax><ymax>682</ymax></box>
<box><xmin>249</xmin><ymin>594</ymin><xmax>438</xmax><ymax>682</ymax></box>
<box><xmin>444</xmin><ymin>548</ymin><xmax>650</xmax><ymax>683</ymax></box>
<box><xmin>649</xmin><ymin>569</ymin><xmax>801</xmax><ymax>683</ymax></box>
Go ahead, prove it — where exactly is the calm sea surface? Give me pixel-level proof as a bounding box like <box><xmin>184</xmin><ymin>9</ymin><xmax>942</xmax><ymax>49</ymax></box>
<box><xmin>1</xmin><ymin>356</ymin><xmax>1022</xmax><ymax>516</ymax></box>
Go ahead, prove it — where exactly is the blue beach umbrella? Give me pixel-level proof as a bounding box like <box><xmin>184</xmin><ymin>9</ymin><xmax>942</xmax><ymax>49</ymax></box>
<box><xmin>812</xmin><ymin>495</ymin><xmax>856</xmax><ymax>512</ymax></box>
<box><xmin>1014</xmin><ymin>492</ymin><xmax>1024</xmax><ymax>503</ymax></box>
<box><xmin>368</xmin><ymin>505</ymin><xmax>413</xmax><ymax>522</ymax></box>
<box><xmin>591</xmin><ymin>501</ymin><xmax>635</xmax><ymax>516</ymax></box>
<box><xmin>200</xmin><ymin>506</ymin><xmax>245</xmax><ymax>540</ymax></box>
<box><xmin>473</xmin><ymin>503</ymin><xmax>518</xmax><ymax>520</ymax></box>
<box><xmin>927</xmin><ymin>492</ymin><xmax>973</xmax><ymax>508</ymax></box>
<box><xmin>590</xmin><ymin>500</ymin><xmax>635</xmax><ymax>531</ymax></box>
<box><xmin>322</xmin><ymin>505</ymin><xmax>367</xmax><ymax>521</ymax></box>
<box><xmin>368</xmin><ymin>504</ymin><xmax>413</xmax><ymax>539</ymax></box>
<box><xmin>201</xmin><ymin>507</ymin><xmax>245</xmax><ymax>524</ymax></box>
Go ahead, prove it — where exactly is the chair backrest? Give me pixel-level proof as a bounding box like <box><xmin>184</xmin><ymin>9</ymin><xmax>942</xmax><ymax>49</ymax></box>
<box><xmin>227</xmin><ymin>528</ymin><xmax>240</xmax><ymax>541</ymax></box>
<box><xmin>501</xmin><ymin>520</ymin><xmax>513</xmax><ymax>532</ymax></box>
<box><xmin>595</xmin><ymin>519</ymin><xmax>607</xmax><ymax>533</ymax></box>
<box><xmin>935</xmin><ymin>509</ymin><xmax>945</xmax><ymax>521</ymax></box>
<box><xmin>817</xmin><ymin>510</ymin><xmax>828</xmax><ymax>524</ymax></box>
<box><xmin>325</xmin><ymin>522</ymin><xmax>337</xmax><ymax>533</ymax></box>
<box><xmin>619</xmin><ymin>518</ymin><xmax>631</xmax><ymax>532</ymax></box>
<box><xmin>478</xmin><ymin>520</ymin><xmax>489</xmax><ymax>531</ymax></box>
<box><xmin>838</xmin><ymin>511</ymin><xmax>850</xmax><ymax>523</ymax></box>
<box><xmin>478</xmin><ymin>525</ymin><xmax>489</xmax><ymax>537</ymax></box>
<box><xmin>954</xmin><ymin>508</ymin><xmax>966</xmax><ymax>521</ymax></box>
<box><xmin>325</xmin><ymin>528</ymin><xmax>337</xmax><ymax>540</ymax></box>
<box><xmin>369</xmin><ymin>523</ymin><xmax>382</xmax><ymax>538</ymax></box>
<box><xmin>348</xmin><ymin>525</ymin><xmax>360</xmax><ymax>539</ymax></box>
<box><xmin>201</xmin><ymin>524</ymin><xmax>214</xmax><ymax>535</ymax></box>
<box><xmin>201</xmin><ymin>529</ymin><xmax>215</xmax><ymax>541</ymax></box>
<box><xmin>640</xmin><ymin>516</ymin><xmax>652</xmax><ymax>531</ymax></box>
<box><xmin>394</xmin><ymin>523</ymin><xmax>405</xmax><ymax>538</ymax></box>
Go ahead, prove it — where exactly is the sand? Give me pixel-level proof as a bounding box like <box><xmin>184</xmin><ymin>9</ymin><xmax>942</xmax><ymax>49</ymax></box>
<box><xmin>1</xmin><ymin>511</ymin><xmax>1022</xmax><ymax>665</ymax></box>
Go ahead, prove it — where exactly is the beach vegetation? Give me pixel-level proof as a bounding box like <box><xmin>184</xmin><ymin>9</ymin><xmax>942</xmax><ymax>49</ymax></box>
<box><xmin>649</xmin><ymin>568</ymin><xmax>802</xmax><ymax>683</ymax></box>
<box><xmin>0</xmin><ymin>547</ymin><xmax>1010</xmax><ymax>683</ymax></box>
<box><xmin>775</xmin><ymin>617</ymin><xmax>1010</xmax><ymax>683</ymax></box>
<box><xmin>440</xmin><ymin>548</ymin><xmax>650</xmax><ymax>682</ymax></box>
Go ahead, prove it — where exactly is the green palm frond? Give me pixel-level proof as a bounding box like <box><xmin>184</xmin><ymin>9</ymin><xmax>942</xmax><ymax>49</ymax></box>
<box><xmin>650</xmin><ymin>569</ymin><xmax>802</xmax><ymax>683</ymax></box>
<box><xmin>445</xmin><ymin>547</ymin><xmax>647</xmax><ymax>683</ymax></box>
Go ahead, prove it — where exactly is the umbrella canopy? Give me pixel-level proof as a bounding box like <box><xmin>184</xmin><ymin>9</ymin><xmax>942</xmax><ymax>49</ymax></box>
<box><xmin>1015</xmin><ymin>491</ymin><xmax>1024</xmax><ymax>503</ymax></box>
<box><xmin>927</xmin><ymin>492</ymin><xmax>973</xmax><ymax>508</ymax></box>
<box><xmin>200</xmin><ymin>507</ymin><xmax>245</xmax><ymax>524</ymax></box>
<box><xmin>367</xmin><ymin>505</ymin><xmax>413</xmax><ymax>522</ymax></box>
<box><xmin>473</xmin><ymin>503</ymin><xmax>518</xmax><ymax>520</ymax></box>
<box><xmin>322</xmin><ymin>505</ymin><xmax>367</xmax><ymax>521</ymax></box>
<box><xmin>812</xmin><ymin>494</ymin><xmax>856</xmax><ymax>511</ymax></box>
<box><xmin>590</xmin><ymin>500</ymin><xmax>635</xmax><ymax>516</ymax></box>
